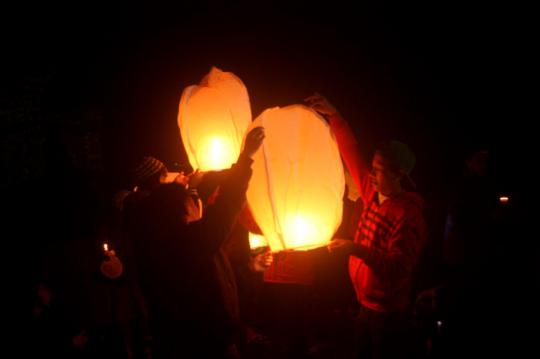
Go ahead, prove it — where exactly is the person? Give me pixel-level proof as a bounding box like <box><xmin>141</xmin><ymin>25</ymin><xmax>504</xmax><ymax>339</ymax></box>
<box><xmin>128</xmin><ymin>127</ymin><xmax>265</xmax><ymax>359</ymax></box>
<box><xmin>306</xmin><ymin>93</ymin><xmax>428</xmax><ymax>358</ymax></box>
<box><xmin>123</xmin><ymin>156</ymin><xmax>179</xmax><ymax>219</ymax></box>
<box><xmin>218</xmin><ymin>207</ymin><xmax>274</xmax><ymax>357</ymax></box>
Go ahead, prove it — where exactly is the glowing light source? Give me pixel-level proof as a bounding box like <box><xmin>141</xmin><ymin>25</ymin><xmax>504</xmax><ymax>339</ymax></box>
<box><xmin>198</xmin><ymin>136</ymin><xmax>236</xmax><ymax>170</ymax></box>
<box><xmin>246</xmin><ymin>105</ymin><xmax>345</xmax><ymax>251</ymax></box>
<box><xmin>249</xmin><ymin>232</ymin><xmax>268</xmax><ymax>250</ymax></box>
<box><xmin>178</xmin><ymin>67</ymin><xmax>251</xmax><ymax>171</ymax></box>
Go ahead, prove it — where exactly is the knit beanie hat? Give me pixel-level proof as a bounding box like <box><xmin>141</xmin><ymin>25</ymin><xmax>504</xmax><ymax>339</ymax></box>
<box><xmin>133</xmin><ymin>156</ymin><xmax>166</xmax><ymax>186</ymax></box>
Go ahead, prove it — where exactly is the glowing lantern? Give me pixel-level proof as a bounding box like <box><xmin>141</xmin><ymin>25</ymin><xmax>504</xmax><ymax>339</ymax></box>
<box><xmin>178</xmin><ymin>67</ymin><xmax>252</xmax><ymax>171</ymax></box>
<box><xmin>246</xmin><ymin>105</ymin><xmax>345</xmax><ymax>251</ymax></box>
<box><xmin>249</xmin><ymin>232</ymin><xmax>268</xmax><ymax>250</ymax></box>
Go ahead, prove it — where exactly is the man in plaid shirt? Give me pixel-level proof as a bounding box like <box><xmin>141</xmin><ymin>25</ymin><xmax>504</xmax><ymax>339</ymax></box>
<box><xmin>307</xmin><ymin>94</ymin><xmax>428</xmax><ymax>359</ymax></box>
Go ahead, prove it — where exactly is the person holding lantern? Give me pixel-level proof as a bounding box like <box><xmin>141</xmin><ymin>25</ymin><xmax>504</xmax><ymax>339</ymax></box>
<box><xmin>127</xmin><ymin>127</ymin><xmax>265</xmax><ymax>359</ymax></box>
<box><xmin>306</xmin><ymin>93</ymin><xmax>428</xmax><ymax>359</ymax></box>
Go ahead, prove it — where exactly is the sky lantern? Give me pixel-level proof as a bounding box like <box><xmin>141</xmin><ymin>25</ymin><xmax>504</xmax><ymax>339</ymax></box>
<box><xmin>178</xmin><ymin>67</ymin><xmax>252</xmax><ymax>171</ymax></box>
<box><xmin>246</xmin><ymin>105</ymin><xmax>345</xmax><ymax>251</ymax></box>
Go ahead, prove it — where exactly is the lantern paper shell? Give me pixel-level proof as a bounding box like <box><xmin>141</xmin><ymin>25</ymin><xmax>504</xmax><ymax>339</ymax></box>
<box><xmin>249</xmin><ymin>232</ymin><xmax>268</xmax><ymax>250</ymax></box>
<box><xmin>246</xmin><ymin>105</ymin><xmax>345</xmax><ymax>251</ymax></box>
<box><xmin>178</xmin><ymin>67</ymin><xmax>252</xmax><ymax>171</ymax></box>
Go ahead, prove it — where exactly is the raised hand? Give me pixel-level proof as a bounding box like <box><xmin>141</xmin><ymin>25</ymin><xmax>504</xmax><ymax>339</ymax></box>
<box><xmin>305</xmin><ymin>92</ymin><xmax>339</xmax><ymax>117</ymax></box>
<box><xmin>242</xmin><ymin>126</ymin><xmax>265</xmax><ymax>159</ymax></box>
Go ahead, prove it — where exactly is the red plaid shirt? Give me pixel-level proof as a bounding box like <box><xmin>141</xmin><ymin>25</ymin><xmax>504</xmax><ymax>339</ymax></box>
<box><xmin>330</xmin><ymin>114</ymin><xmax>427</xmax><ymax>312</ymax></box>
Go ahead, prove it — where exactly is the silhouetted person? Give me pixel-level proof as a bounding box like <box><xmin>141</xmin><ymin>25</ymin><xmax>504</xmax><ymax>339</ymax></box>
<box><xmin>128</xmin><ymin>127</ymin><xmax>264</xmax><ymax>359</ymax></box>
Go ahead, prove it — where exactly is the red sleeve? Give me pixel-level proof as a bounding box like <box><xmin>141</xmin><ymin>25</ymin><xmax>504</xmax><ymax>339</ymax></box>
<box><xmin>354</xmin><ymin>208</ymin><xmax>427</xmax><ymax>281</ymax></box>
<box><xmin>328</xmin><ymin>114</ymin><xmax>373</xmax><ymax>202</ymax></box>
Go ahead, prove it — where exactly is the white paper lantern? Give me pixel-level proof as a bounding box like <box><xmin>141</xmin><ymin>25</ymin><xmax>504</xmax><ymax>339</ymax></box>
<box><xmin>178</xmin><ymin>67</ymin><xmax>251</xmax><ymax>171</ymax></box>
<box><xmin>246</xmin><ymin>105</ymin><xmax>345</xmax><ymax>251</ymax></box>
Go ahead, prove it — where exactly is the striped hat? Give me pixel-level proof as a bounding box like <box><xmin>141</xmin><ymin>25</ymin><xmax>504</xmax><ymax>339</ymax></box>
<box><xmin>133</xmin><ymin>156</ymin><xmax>166</xmax><ymax>186</ymax></box>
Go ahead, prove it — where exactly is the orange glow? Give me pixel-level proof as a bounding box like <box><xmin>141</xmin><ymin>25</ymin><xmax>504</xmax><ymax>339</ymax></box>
<box><xmin>198</xmin><ymin>135</ymin><xmax>236</xmax><ymax>170</ymax></box>
<box><xmin>499</xmin><ymin>196</ymin><xmax>509</xmax><ymax>204</ymax></box>
<box><xmin>178</xmin><ymin>67</ymin><xmax>251</xmax><ymax>171</ymax></box>
<box><xmin>246</xmin><ymin>105</ymin><xmax>345</xmax><ymax>251</ymax></box>
<box><xmin>103</xmin><ymin>243</ymin><xmax>108</xmax><ymax>252</ymax></box>
<box><xmin>249</xmin><ymin>232</ymin><xmax>268</xmax><ymax>250</ymax></box>
<box><xmin>165</xmin><ymin>172</ymin><xmax>179</xmax><ymax>183</ymax></box>
<box><xmin>282</xmin><ymin>215</ymin><xmax>334</xmax><ymax>250</ymax></box>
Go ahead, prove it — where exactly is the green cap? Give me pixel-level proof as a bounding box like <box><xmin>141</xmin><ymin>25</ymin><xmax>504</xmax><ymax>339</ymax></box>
<box><xmin>376</xmin><ymin>140</ymin><xmax>416</xmax><ymax>175</ymax></box>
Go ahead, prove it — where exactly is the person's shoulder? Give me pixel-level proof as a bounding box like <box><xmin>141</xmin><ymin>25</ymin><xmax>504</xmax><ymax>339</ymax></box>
<box><xmin>124</xmin><ymin>190</ymin><xmax>150</xmax><ymax>207</ymax></box>
<box><xmin>396</xmin><ymin>191</ymin><xmax>424</xmax><ymax>209</ymax></box>
<box><xmin>390</xmin><ymin>192</ymin><xmax>425</xmax><ymax>221</ymax></box>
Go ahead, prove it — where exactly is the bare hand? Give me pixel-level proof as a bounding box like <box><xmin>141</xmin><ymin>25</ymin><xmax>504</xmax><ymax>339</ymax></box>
<box><xmin>187</xmin><ymin>169</ymin><xmax>205</xmax><ymax>188</ymax></box>
<box><xmin>305</xmin><ymin>93</ymin><xmax>339</xmax><ymax>117</ymax></box>
<box><xmin>242</xmin><ymin>126</ymin><xmax>265</xmax><ymax>159</ymax></box>
<box><xmin>250</xmin><ymin>250</ymin><xmax>273</xmax><ymax>272</ymax></box>
<box><xmin>173</xmin><ymin>171</ymin><xmax>189</xmax><ymax>186</ymax></box>
<box><xmin>327</xmin><ymin>238</ymin><xmax>355</xmax><ymax>255</ymax></box>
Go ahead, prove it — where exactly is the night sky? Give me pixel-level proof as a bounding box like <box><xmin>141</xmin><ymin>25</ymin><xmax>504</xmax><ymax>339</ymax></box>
<box><xmin>3</xmin><ymin>1</ymin><xmax>525</xmax><ymax>219</ymax></box>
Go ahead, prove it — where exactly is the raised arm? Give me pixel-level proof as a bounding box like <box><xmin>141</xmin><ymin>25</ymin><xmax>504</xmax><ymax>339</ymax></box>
<box><xmin>306</xmin><ymin>93</ymin><xmax>372</xmax><ymax>201</ymax></box>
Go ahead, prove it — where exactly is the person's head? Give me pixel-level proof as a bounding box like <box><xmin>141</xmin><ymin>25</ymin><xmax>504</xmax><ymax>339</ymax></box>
<box><xmin>133</xmin><ymin>156</ymin><xmax>168</xmax><ymax>191</ymax></box>
<box><xmin>370</xmin><ymin>140</ymin><xmax>416</xmax><ymax>196</ymax></box>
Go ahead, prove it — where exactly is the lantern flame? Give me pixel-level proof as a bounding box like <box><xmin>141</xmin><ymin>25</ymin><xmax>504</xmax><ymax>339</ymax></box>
<box><xmin>499</xmin><ymin>196</ymin><xmax>509</xmax><ymax>204</ymax></box>
<box><xmin>284</xmin><ymin>216</ymin><xmax>313</xmax><ymax>248</ymax></box>
<box><xmin>199</xmin><ymin>136</ymin><xmax>236</xmax><ymax>170</ymax></box>
<box><xmin>282</xmin><ymin>215</ymin><xmax>333</xmax><ymax>250</ymax></box>
<box><xmin>103</xmin><ymin>243</ymin><xmax>108</xmax><ymax>252</ymax></box>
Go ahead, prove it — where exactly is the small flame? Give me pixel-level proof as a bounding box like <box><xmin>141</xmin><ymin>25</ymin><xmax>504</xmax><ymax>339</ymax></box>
<box><xmin>499</xmin><ymin>196</ymin><xmax>509</xmax><ymax>204</ymax></box>
<box><xmin>284</xmin><ymin>216</ymin><xmax>316</xmax><ymax>249</ymax></box>
<box><xmin>103</xmin><ymin>243</ymin><xmax>108</xmax><ymax>252</ymax></box>
<box><xmin>199</xmin><ymin>136</ymin><xmax>235</xmax><ymax>170</ymax></box>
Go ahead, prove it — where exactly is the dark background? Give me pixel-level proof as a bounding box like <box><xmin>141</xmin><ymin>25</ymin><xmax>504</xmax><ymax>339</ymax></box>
<box><xmin>1</xmin><ymin>2</ymin><xmax>533</xmax><ymax>354</ymax></box>
<box><xmin>2</xmin><ymin>1</ymin><xmax>530</xmax><ymax>259</ymax></box>
<box><xmin>2</xmin><ymin>1</ymin><xmax>527</xmax><ymax>191</ymax></box>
